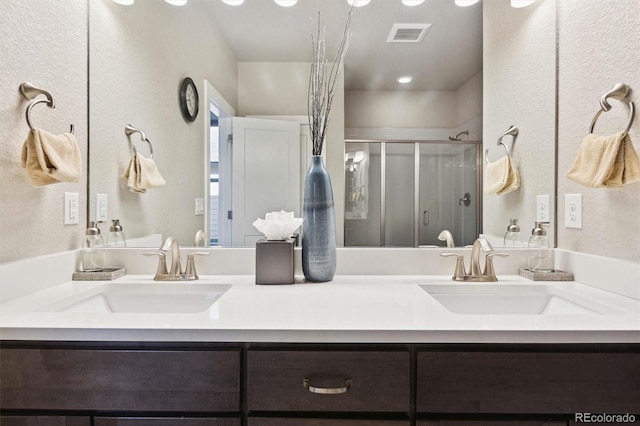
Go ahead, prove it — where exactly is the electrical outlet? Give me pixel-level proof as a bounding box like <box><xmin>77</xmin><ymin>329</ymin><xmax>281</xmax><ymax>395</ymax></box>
<box><xmin>64</xmin><ymin>192</ymin><xmax>79</xmax><ymax>225</ymax></box>
<box><xmin>536</xmin><ymin>194</ymin><xmax>550</xmax><ymax>222</ymax></box>
<box><xmin>195</xmin><ymin>198</ymin><xmax>205</xmax><ymax>216</ymax></box>
<box><xmin>565</xmin><ymin>193</ymin><xmax>583</xmax><ymax>229</ymax></box>
<box><xmin>96</xmin><ymin>194</ymin><xmax>108</xmax><ymax>222</ymax></box>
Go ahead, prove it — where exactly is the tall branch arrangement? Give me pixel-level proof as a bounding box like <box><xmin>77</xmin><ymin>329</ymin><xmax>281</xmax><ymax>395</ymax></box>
<box><xmin>308</xmin><ymin>6</ymin><xmax>353</xmax><ymax>156</ymax></box>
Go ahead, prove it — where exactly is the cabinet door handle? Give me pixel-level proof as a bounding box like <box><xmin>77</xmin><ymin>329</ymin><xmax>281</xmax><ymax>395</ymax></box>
<box><xmin>303</xmin><ymin>378</ymin><xmax>353</xmax><ymax>394</ymax></box>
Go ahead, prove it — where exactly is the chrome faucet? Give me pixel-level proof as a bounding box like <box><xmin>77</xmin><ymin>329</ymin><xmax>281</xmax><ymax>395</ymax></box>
<box><xmin>144</xmin><ymin>237</ymin><xmax>210</xmax><ymax>281</ymax></box>
<box><xmin>440</xmin><ymin>237</ymin><xmax>509</xmax><ymax>282</ymax></box>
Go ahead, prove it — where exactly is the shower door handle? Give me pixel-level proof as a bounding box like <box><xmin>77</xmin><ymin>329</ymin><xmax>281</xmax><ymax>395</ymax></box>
<box><xmin>423</xmin><ymin>210</ymin><xmax>429</xmax><ymax>227</ymax></box>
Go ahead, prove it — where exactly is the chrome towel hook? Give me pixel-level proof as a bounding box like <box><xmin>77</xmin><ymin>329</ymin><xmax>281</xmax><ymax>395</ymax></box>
<box><xmin>589</xmin><ymin>83</ymin><xmax>635</xmax><ymax>138</ymax></box>
<box><xmin>485</xmin><ymin>125</ymin><xmax>518</xmax><ymax>164</ymax></box>
<box><xmin>125</xmin><ymin>124</ymin><xmax>154</xmax><ymax>158</ymax></box>
<box><xmin>19</xmin><ymin>82</ymin><xmax>74</xmax><ymax>134</ymax></box>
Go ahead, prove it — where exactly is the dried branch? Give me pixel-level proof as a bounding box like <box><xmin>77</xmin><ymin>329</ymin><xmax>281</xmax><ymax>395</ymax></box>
<box><xmin>308</xmin><ymin>5</ymin><xmax>353</xmax><ymax>156</ymax></box>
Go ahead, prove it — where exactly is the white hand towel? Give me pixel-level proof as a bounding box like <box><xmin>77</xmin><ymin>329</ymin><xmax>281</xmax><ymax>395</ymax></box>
<box><xmin>21</xmin><ymin>128</ymin><xmax>82</xmax><ymax>187</ymax></box>
<box><xmin>121</xmin><ymin>153</ymin><xmax>166</xmax><ymax>193</ymax></box>
<box><xmin>566</xmin><ymin>132</ymin><xmax>640</xmax><ymax>189</ymax></box>
<box><xmin>484</xmin><ymin>156</ymin><xmax>520</xmax><ymax>195</ymax></box>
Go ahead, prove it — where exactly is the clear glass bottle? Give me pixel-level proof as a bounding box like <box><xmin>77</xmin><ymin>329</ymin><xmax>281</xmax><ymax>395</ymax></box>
<box><xmin>82</xmin><ymin>221</ymin><xmax>105</xmax><ymax>271</ymax></box>
<box><xmin>527</xmin><ymin>221</ymin><xmax>552</xmax><ymax>272</ymax></box>
<box><xmin>503</xmin><ymin>218</ymin><xmax>520</xmax><ymax>247</ymax></box>
<box><xmin>108</xmin><ymin>219</ymin><xmax>127</xmax><ymax>247</ymax></box>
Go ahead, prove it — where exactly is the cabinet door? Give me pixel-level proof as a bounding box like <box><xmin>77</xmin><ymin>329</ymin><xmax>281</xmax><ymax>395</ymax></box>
<box><xmin>0</xmin><ymin>417</ymin><xmax>90</xmax><ymax>426</ymax></box>
<box><xmin>417</xmin><ymin>351</ymin><xmax>640</xmax><ymax>414</ymax></box>
<box><xmin>417</xmin><ymin>421</ymin><xmax>567</xmax><ymax>426</ymax></box>
<box><xmin>249</xmin><ymin>420</ymin><xmax>409</xmax><ymax>426</ymax></box>
<box><xmin>95</xmin><ymin>418</ymin><xmax>240</xmax><ymax>426</ymax></box>
<box><xmin>1</xmin><ymin>348</ymin><xmax>240</xmax><ymax>412</ymax></box>
<box><xmin>247</xmin><ymin>350</ymin><xmax>410</xmax><ymax>412</ymax></box>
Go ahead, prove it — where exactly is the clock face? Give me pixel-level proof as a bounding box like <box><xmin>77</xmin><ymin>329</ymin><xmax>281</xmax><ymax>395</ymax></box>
<box><xmin>180</xmin><ymin>77</ymin><xmax>199</xmax><ymax>122</ymax></box>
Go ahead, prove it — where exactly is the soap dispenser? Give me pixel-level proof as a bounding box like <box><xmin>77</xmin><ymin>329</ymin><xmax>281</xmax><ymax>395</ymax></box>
<box><xmin>503</xmin><ymin>219</ymin><xmax>520</xmax><ymax>246</ymax></box>
<box><xmin>108</xmin><ymin>219</ymin><xmax>127</xmax><ymax>247</ymax></box>
<box><xmin>527</xmin><ymin>221</ymin><xmax>552</xmax><ymax>272</ymax></box>
<box><xmin>81</xmin><ymin>221</ymin><xmax>105</xmax><ymax>271</ymax></box>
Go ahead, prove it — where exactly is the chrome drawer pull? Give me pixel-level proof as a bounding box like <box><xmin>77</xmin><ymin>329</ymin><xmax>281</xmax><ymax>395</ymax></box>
<box><xmin>303</xmin><ymin>378</ymin><xmax>353</xmax><ymax>395</ymax></box>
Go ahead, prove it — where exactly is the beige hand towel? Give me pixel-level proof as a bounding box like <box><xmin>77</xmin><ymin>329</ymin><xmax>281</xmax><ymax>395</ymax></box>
<box><xmin>121</xmin><ymin>153</ymin><xmax>166</xmax><ymax>193</ymax></box>
<box><xmin>565</xmin><ymin>132</ymin><xmax>640</xmax><ymax>189</ymax></box>
<box><xmin>21</xmin><ymin>128</ymin><xmax>81</xmax><ymax>187</ymax></box>
<box><xmin>484</xmin><ymin>156</ymin><xmax>520</xmax><ymax>195</ymax></box>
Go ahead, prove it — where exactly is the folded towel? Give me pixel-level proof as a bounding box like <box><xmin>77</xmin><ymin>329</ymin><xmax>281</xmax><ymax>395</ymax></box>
<box><xmin>121</xmin><ymin>153</ymin><xmax>166</xmax><ymax>193</ymax></box>
<box><xmin>566</xmin><ymin>132</ymin><xmax>640</xmax><ymax>189</ymax></box>
<box><xmin>21</xmin><ymin>128</ymin><xmax>81</xmax><ymax>187</ymax></box>
<box><xmin>484</xmin><ymin>155</ymin><xmax>520</xmax><ymax>195</ymax></box>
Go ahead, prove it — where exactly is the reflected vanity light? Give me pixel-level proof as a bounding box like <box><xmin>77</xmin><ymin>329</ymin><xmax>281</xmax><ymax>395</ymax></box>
<box><xmin>402</xmin><ymin>0</ymin><xmax>426</xmax><ymax>5</ymax></box>
<box><xmin>511</xmin><ymin>0</ymin><xmax>536</xmax><ymax>7</ymax></box>
<box><xmin>221</xmin><ymin>0</ymin><xmax>245</xmax><ymax>5</ymax></box>
<box><xmin>111</xmin><ymin>0</ymin><xmax>134</xmax><ymax>5</ymax></box>
<box><xmin>397</xmin><ymin>76</ymin><xmax>413</xmax><ymax>84</ymax></box>
<box><xmin>165</xmin><ymin>0</ymin><xmax>187</xmax><ymax>5</ymax></box>
<box><xmin>347</xmin><ymin>0</ymin><xmax>372</xmax><ymax>7</ymax></box>
<box><xmin>454</xmin><ymin>0</ymin><xmax>480</xmax><ymax>6</ymax></box>
<box><xmin>274</xmin><ymin>0</ymin><xmax>297</xmax><ymax>6</ymax></box>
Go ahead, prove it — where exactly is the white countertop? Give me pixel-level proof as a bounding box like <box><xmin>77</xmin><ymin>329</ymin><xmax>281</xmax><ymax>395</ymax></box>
<box><xmin>1</xmin><ymin>275</ymin><xmax>638</xmax><ymax>343</ymax></box>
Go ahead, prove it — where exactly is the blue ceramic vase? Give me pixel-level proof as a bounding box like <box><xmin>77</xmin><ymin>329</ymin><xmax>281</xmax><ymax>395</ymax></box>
<box><xmin>302</xmin><ymin>155</ymin><xmax>337</xmax><ymax>282</ymax></box>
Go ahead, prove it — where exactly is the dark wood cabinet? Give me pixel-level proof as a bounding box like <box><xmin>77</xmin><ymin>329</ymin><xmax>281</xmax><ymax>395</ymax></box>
<box><xmin>417</xmin><ymin>422</ymin><xmax>567</xmax><ymax>426</ymax></box>
<box><xmin>416</xmin><ymin>351</ymin><xmax>640</xmax><ymax>414</ymax></box>
<box><xmin>94</xmin><ymin>418</ymin><xmax>240</xmax><ymax>426</ymax></box>
<box><xmin>1</xmin><ymin>347</ymin><xmax>240</xmax><ymax>412</ymax></box>
<box><xmin>0</xmin><ymin>417</ymin><xmax>90</xmax><ymax>426</ymax></box>
<box><xmin>247</xmin><ymin>349</ymin><xmax>410</xmax><ymax>413</ymax></box>
<box><xmin>249</xmin><ymin>419</ymin><xmax>409</xmax><ymax>426</ymax></box>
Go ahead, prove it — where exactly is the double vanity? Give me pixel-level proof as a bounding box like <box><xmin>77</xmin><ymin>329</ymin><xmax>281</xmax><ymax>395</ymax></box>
<box><xmin>1</xmin><ymin>248</ymin><xmax>639</xmax><ymax>424</ymax></box>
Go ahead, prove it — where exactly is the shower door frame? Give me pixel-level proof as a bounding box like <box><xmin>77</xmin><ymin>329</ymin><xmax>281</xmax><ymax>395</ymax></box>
<box><xmin>345</xmin><ymin>139</ymin><xmax>483</xmax><ymax>247</ymax></box>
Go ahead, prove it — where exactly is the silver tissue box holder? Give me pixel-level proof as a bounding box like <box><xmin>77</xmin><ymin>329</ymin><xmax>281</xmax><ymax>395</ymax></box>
<box><xmin>255</xmin><ymin>238</ymin><xmax>294</xmax><ymax>285</ymax></box>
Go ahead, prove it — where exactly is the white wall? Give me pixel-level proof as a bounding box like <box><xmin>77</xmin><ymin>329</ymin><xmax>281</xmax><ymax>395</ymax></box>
<box><xmin>238</xmin><ymin>62</ymin><xmax>346</xmax><ymax>246</ymax></box>
<box><xmin>0</xmin><ymin>0</ymin><xmax>88</xmax><ymax>263</ymax></box>
<box><xmin>557</xmin><ymin>0</ymin><xmax>640</xmax><ymax>262</ymax></box>
<box><xmin>483</xmin><ymin>0</ymin><xmax>556</xmax><ymax>247</ymax></box>
<box><xmin>89</xmin><ymin>0</ymin><xmax>238</xmax><ymax>247</ymax></box>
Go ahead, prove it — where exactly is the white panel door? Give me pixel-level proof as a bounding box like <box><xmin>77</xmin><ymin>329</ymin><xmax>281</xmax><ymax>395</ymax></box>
<box><xmin>231</xmin><ymin>117</ymin><xmax>301</xmax><ymax>247</ymax></box>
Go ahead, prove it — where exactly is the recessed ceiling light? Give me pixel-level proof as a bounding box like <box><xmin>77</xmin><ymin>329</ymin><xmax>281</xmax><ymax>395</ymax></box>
<box><xmin>401</xmin><ymin>0</ymin><xmax>426</xmax><ymax>5</ymax></box>
<box><xmin>454</xmin><ymin>0</ymin><xmax>480</xmax><ymax>6</ymax></box>
<box><xmin>347</xmin><ymin>0</ymin><xmax>372</xmax><ymax>7</ymax></box>
<box><xmin>165</xmin><ymin>0</ymin><xmax>187</xmax><ymax>5</ymax></box>
<box><xmin>222</xmin><ymin>0</ymin><xmax>244</xmax><ymax>5</ymax></box>
<box><xmin>274</xmin><ymin>0</ymin><xmax>297</xmax><ymax>6</ymax></box>
<box><xmin>112</xmin><ymin>0</ymin><xmax>134</xmax><ymax>5</ymax></box>
<box><xmin>511</xmin><ymin>0</ymin><xmax>536</xmax><ymax>7</ymax></box>
<box><xmin>397</xmin><ymin>76</ymin><xmax>413</xmax><ymax>84</ymax></box>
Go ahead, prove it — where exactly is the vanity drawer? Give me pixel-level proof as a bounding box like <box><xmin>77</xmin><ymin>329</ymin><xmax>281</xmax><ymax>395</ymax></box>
<box><xmin>417</xmin><ymin>351</ymin><xmax>640</xmax><ymax>414</ymax></box>
<box><xmin>0</xmin><ymin>418</ymin><xmax>90</xmax><ymax>426</ymax></box>
<box><xmin>95</xmin><ymin>419</ymin><xmax>240</xmax><ymax>426</ymax></box>
<box><xmin>0</xmin><ymin>348</ymin><xmax>241</xmax><ymax>412</ymax></box>
<box><xmin>247</xmin><ymin>350</ymin><xmax>410</xmax><ymax>412</ymax></box>
<box><xmin>249</xmin><ymin>419</ymin><xmax>409</xmax><ymax>426</ymax></box>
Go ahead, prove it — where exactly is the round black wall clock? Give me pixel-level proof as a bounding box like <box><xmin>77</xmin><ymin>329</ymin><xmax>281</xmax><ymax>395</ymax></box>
<box><xmin>179</xmin><ymin>77</ymin><xmax>199</xmax><ymax>122</ymax></box>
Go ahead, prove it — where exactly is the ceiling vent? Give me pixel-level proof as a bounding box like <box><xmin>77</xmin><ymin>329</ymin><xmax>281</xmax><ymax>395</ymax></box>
<box><xmin>386</xmin><ymin>23</ymin><xmax>432</xmax><ymax>43</ymax></box>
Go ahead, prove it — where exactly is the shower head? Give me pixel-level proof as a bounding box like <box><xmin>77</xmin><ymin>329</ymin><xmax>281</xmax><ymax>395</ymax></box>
<box><xmin>448</xmin><ymin>130</ymin><xmax>469</xmax><ymax>141</ymax></box>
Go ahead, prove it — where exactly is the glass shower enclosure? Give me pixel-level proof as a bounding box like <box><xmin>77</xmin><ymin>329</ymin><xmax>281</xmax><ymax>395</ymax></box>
<box><xmin>344</xmin><ymin>140</ymin><xmax>481</xmax><ymax>248</ymax></box>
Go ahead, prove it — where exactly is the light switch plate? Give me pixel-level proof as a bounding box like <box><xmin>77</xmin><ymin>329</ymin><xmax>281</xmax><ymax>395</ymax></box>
<box><xmin>96</xmin><ymin>194</ymin><xmax>108</xmax><ymax>222</ymax></box>
<box><xmin>195</xmin><ymin>198</ymin><xmax>205</xmax><ymax>216</ymax></box>
<box><xmin>565</xmin><ymin>193</ymin><xmax>583</xmax><ymax>229</ymax></box>
<box><xmin>536</xmin><ymin>194</ymin><xmax>550</xmax><ymax>222</ymax></box>
<box><xmin>64</xmin><ymin>192</ymin><xmax>79</xmax><ymax>225</ymax></box>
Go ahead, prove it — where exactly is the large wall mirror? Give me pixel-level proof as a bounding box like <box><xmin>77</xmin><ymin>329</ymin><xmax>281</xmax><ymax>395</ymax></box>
<box><xmin>89</xmin><ymin>0</ymin><xmax>556</xmax><ymax>249</ymax></box>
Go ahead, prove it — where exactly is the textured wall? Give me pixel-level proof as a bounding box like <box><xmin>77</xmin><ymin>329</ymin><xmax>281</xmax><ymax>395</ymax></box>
<box><xmin>89</xmin><ymin>0</ymin><xmax>238</xmax><ymax>247</ymax></box>
<box><xmin>483</xmin><ymin>0</ymin><xmax>557</xmax><ymax>246</ymax></box>
<box><xmin>0</xmin><ymin>0</ymin><xmax>88</xmax><ymax>263</ymax></box>
<box><xmin>557</xmin><ymin>0</ymin><xmax>640</xmax><ymax>262</ymax></box>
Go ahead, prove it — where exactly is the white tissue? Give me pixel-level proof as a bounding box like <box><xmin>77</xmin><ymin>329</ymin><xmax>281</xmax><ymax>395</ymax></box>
<box><xmin>253</xmin><ymin>211</ymin><xmax>303</xmax><ymax>241</ymax></box>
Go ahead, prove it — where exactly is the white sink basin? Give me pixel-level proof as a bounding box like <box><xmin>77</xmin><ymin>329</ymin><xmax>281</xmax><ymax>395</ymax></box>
<box><xmin>39</xmin><ymin>283</ymin><xmax>231</xmax><ymax>314</ymax></box>
<box><xmin>419</xmin><ymin>284</ymin><xmax>618</xmax><ymax>315</ymax></box>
